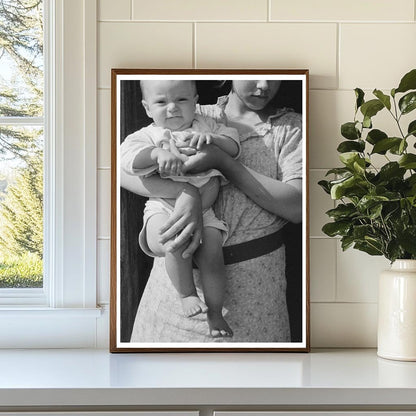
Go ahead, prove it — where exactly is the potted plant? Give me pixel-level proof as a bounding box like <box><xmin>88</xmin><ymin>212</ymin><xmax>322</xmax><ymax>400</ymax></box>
<box><xmin>319</xmin><ymin>68</ymin><xmax>416</xmax><ymax>361</ymax></box>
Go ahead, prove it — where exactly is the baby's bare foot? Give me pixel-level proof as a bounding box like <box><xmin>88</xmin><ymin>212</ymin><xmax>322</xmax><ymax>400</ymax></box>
<box><xmin>180</xmin><ymin>295</ymin><xmax>208</xmax><ymax>317</ymax></box>
<box><xmin>208</xmin><ymin>310</ymin><xmax>233</xmax><ymax>338</ymax></box>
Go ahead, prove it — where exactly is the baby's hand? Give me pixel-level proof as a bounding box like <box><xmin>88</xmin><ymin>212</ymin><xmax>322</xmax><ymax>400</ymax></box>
<box><xmin>188</xmin><ymin>132</ymin><xmax>213</xmax><ymax>150</ymax></box>
<box><xmin>155</xmin><ymin>148</ymin><xmax>183</xmax><ymax>177</ymax></box>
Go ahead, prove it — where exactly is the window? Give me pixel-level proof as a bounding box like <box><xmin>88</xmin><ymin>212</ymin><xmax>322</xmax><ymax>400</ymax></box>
<box><xmin>0</xmin><ymin>0</ymin><xmax>45</xmax><ymax>297</ymax></box>
<box><xmin>0</xmin><ymin>0</ymin><xmax>100</xmax><ymax>348</ymax></box>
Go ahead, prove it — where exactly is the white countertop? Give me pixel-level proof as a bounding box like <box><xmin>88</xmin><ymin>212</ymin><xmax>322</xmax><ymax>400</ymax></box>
<box><xmin>0</xmin><ymin>348</ymin><xmax>416</xmax><ymax>408</ymax></box>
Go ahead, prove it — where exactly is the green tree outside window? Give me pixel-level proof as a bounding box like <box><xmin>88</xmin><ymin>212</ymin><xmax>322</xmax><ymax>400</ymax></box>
<box><xmin>0</xmin><ymin>0</ymin><xmax>44</xmax><ymax>288</ymax></box>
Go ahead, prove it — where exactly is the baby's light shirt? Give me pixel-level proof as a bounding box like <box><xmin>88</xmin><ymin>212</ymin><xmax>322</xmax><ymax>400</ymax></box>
<box><xmin>120</xmin><ymin>113</ymin><xmax>240</xmax><ymax>188</ymax></box>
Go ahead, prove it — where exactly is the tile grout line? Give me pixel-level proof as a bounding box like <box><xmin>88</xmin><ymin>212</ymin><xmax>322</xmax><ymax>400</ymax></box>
<box><xmin>96</xmin><ymin>86</ymin><xmax>389</xmax><ymax>92</ymax></box>
<box><xmin>311</xmin><ymin>301</ymin><xmax>378</xmax><ymax>305</ymax></box>
<box><xmin>333</xmin><ymin>230</ymin><xmax>339</xmax><ymax>302</ymax></box>
<box><xmin>193</xmin><ymin>22</ymin><xmax>197</xmax><ymax>69</ymax></box>
<box><xmin>336</xmin><ymin>22</ymin><xmax>340</xmax><ymax>90</ymax></box>
<box><xmin>98</xmin><ymin>19</ymin><xmax>415</xmax><ymax>24</ymax></box>
<box><xmin>267</xmin><ymin>0</ymin><xmax>271</xmax><ymax>22</ymax></box>
<box><xmin>309</xmin><ymin>235</ymin><xmax>339</xmax><ymax>239</ymax></box>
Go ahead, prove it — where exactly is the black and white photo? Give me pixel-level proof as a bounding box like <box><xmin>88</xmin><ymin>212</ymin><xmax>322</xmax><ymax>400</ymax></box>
<box><xmin>111</xmin><ymin>70</ymin><xmax>309</xmax><ymax>352</ymax></box>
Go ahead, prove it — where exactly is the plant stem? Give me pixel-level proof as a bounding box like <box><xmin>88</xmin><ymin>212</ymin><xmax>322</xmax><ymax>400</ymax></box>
<box><xmin>391</xmin><ymin>96</ymin><xmax>407</xmax><ymax>140</ymax></box>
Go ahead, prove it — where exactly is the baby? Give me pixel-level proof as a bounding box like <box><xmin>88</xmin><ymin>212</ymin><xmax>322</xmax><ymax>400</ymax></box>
<box><xmin>120</xmin><ymin>80</ymin><xmax>240</xmax><ymax>338</ymax></box>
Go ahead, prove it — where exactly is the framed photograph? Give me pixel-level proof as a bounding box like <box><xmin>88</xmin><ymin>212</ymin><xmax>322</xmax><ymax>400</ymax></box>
<box><xmin>110</xmin><ymin>69</ymin><xmax>310</xmax><ymax>352</ymax></box>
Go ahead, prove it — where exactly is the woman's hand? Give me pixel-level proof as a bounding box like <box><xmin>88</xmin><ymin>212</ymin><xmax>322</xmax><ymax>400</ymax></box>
<box><xmin>159</xmin><ymin>185</ymin><xmax>203</xmax><ymax>258</ymax></box>
<box><xmin>182</xmin><ymin>144</ymin><xmax>229</xmax><ymax>174</ymax></box>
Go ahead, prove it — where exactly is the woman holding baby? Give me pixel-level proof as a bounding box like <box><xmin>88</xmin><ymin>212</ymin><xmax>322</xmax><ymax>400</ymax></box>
<box><xmin>121</xmin><ymin>77</ymin><xmax>304</xmax><ymax>343</ymax></box>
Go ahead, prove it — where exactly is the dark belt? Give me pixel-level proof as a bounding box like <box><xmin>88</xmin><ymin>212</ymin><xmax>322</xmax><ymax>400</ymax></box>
<box><xmin>223</xmin><ymin>228</ymin><xmax>284</xmax><ymax>265</ymax></box>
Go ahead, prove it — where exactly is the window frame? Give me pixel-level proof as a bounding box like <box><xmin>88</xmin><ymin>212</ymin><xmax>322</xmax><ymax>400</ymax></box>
<box><xmin>0</xmin><ymin>0</ymin><xmax>100</xmax><ymax>348</ymax></box>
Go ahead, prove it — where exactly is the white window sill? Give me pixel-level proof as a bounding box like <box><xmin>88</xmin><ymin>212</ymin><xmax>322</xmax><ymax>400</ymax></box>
<box><xmin>0</xmin><ymin>307</ymin><xmax>104</xmax><ymax>348</ymax></box>
<box><xmin>0</xmin><ymin>349</ymin><xmax>415</xmax><ymax>409</ymax></box>
<box><xmin>0</xmin><ymin>307</ymin><xmax>102</xmax><ymax>316</ymax></box>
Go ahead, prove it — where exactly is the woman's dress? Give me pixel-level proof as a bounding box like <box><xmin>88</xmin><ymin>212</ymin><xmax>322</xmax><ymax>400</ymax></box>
<box><xmin>129</xmin><ymin>96</ymin><xmax>303</xmax><ymax>343</ymax></box>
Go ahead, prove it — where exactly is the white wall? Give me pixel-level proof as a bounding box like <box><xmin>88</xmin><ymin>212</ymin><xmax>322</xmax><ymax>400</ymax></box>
<box><xmin>96</xmin><ymin>0</ymin><xmax>416</xmax><ymax>348</ymax></box>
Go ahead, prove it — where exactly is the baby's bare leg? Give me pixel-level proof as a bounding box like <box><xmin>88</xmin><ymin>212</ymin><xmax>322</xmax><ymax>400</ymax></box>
<box><xmin>194</xmin><ymin>227</ymin><xmax>233</xmax><ymax>338</ymax></box>
<box><xmin>199</xmin><ymin>177</ymin><xmax>220</xmax><ymax>210</ymax></box>
<box><xmin>146</xmin><ymin>213</ymin><xmax>207</xmax><ymax>317</ymax></box>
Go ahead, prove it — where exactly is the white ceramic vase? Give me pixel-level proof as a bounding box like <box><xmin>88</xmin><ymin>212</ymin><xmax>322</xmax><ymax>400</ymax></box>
<box><xmin>378</xmin><ymin>259</ymin><xmax>416</xmax><ymax>361</ymax></box>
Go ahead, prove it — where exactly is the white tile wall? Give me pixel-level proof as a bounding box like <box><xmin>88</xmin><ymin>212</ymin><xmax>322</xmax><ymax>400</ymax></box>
<box><xmin>98</xmin><ymin>22</ymin><xmax>193</xmax><ymax>88</ymax></box>
<box><xmin>336</xmin><ymin>247</ymin><xmax>389</xmax><ymax>303</ymax></box>
<box><xmin>96</xmin><ymin>0</ymin><xmax>416</xmax><ymax>347</ymax></box>
<box><xmin>270</xmin><ymin>0</ymin><xmax>415</xmax><ymax>22</ymax></box>
<box><xmin>195</xmin><ymin>23</ymin><xmax>338</xmax><ymax>89</ymax></box>
<box><xmin>98</xmin><ymin>89</ymin><xmax>111</xmax><ymax>168</ymax></box>
<box><xmin>132</xmin><ymin>0</ymin><xmax>268</xmax><ymax>21</ymax></box>
<box><xmin>309</xmin><ymin>90</ymin><xmax>355</xmax><ymax>169</ymax></box>
<box><xmin>99</xmin><ymin>0</ymin><xmax>131</xmax><ymax>21</ymax></box>
<box><xmin>310</xmin><ymin>239</ymin><xmax>337</xmax><ymax>302</ymax></box>
<box><xmin>97</xmin><ymin>239</ymin><xmax>110</xmax><ymax>305</ymax></box>
<box><xmin>340</xmin><ymin>24</ymin><xmax>416</xmax><ymax>90</ymax></box>
<box><xmin>311</xmin><ymin>303</ymin><xmax>378</xmax><ymax>347</ymax></box>
<box><xmin>97</xmin><ymin>169</ymin><xmax>111</xmax><ymax>239</ymax></box>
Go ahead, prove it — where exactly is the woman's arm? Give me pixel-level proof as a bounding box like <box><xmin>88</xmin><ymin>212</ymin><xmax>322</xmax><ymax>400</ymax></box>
<box><xmin>120</xmin><ymin>169</ymin><xmax>203</xmax><ymax>257</ymax></box>
<box><xmin>121</xmin><ymin>168</ymin><xmax>190</xmax><ymax>199</ymax></box>
<box><xmin>183</xmin><ymin>145</ymin><xmax>303</xmax><ymax>224</ymax></box>
<box><xmin>211</xmin><ymin>134</ymin><xmax>240</xmax><ymax>158</ymax></box>
<box><xmin>228</xmin><ymin>163</ymin><xmax>303</xmax><ymax>223</ymax></box>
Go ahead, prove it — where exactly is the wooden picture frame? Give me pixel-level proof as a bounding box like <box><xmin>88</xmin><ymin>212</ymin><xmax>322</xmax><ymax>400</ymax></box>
<box><xmin>110</xmin><ymin>69</ymin><xmax>310</xmax><ymax>352</ymax></box>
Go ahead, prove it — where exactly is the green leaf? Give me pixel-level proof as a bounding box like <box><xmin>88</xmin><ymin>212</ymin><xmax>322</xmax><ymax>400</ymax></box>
<box><xmin>386</xmin><ymin>240</ymin><xmax>403</xmax><ymax>263</ymax></box>
<box><xmin>330</xmin><ymin>175</ymin><xmax>370</xmax><ymax>200</ymax></box>
<box><xmin>399</xmin><ymin>154</ymin><xmax>416</xmax><ymax>169</ymax></box>
<box><xmin>355</xmin><ymin>88</ymin><xmax>365</xmax><ymax>110</ymax></box>
<box><xmin>325</xmin><ymin>167</ymin><xmax>352</xmax><ymax>176</ymax></box>
<box><xmin>330</xmin><ymin>176</ymin><xmax>358</xmax><ymax>199</ymax></box>
<box><xmin>388</xmin><ymin>138</ymin><xmax>407</xmax><ymax>155</ymax></box>
<box><xmin>407</xmin><ymin>196</ymin><xmax>416</xmax><ymax>207</ymax></box>
<box><xmin>366</xmin><ymin>129</ymin><xmax>387</xmax><ymax>145</ymax></box>
<box><xmin>399</xmin><ymin>92</ymin><xmax>416</xmax><ymax>115</ymax></box>
<box><xmin>341</xmin><ymin>122</ymin><xmax>361</xmax><ymax>140</ymax></box>
<box><xmin>353</xmin><ymin>224</ymin><xmax>374</xmax><ymax>240</ymax></box>
<box><xmin>339</xmin><ymin>152</ymin><xmax>358</xmax><ymax>166</ymax></box>
<box><xmin>360</xmin><ymin>99</ymin><xmax>384</xmax><ymax>119</ymax></box>
<box><xmin>406</xmin><ymin>175</ymin><xmax>416</xmax><ymax>196</ymax></box>
<box><xmin>365</xmin><ymin>236</ymin><xmax>384</xmax><ymax>251</ymax></box>
<box><xmin>398</xmin><ymin>227</ymin><xmax>416</xmax><ymax>255</ymax></box>
<box><xmin>378</xmin><ymin>162</ymin><xmax>406</xmax><ymax>181</ymax></box>
<box><xmin>407</xmin><ymin>174</ymin><xmax>416</xmax><ymax>187</ymax></box>
<box><xmin>322</xmin><ymin>221</ymin><xmax>351</xmax><ymax>237</ymax></box>
<box><xmin>341</xmin><ymin>235</ymin><xmax>355</xmax><ymax>251</ymax></box>
<box><xmin>337</xmin><ymin>140</ymin><xmax>365</xmax><ymax>153</ymax></box>
<box><xmin>395</xmin><ymin>69</ymin><xmax>416</xmax><ymax>94</ymax></box>
<box><xmin>384</xmin><ymin>203</ymin><xmax>400</xmax><ymax>222</ymax></box>
<box><xmin>407</xmin><ymin>120</ymin><xmax>416</xmax><ymax>137</ymax></box>
<box><xmin>373</xmin><ymin>89</ymin><xmax>391</xmax><ymax>110</ymax></box>
<box><xmin>353</xmin><ymin>158</ymin><xmax>366</xmax><ymax>174</ymax></box>
<box><xmin>369</xmin><ymin>203</ymin><xmax>383</xmax><ymax>220</ymax></box>
<box><xmin>362</xmin><ymin>116</ymin><xmax>372</xmax><ymax>129</ymax></box>
<box><xmin>357</xmin><ymin>195</ymin><xmax>389</xmax><ymax>213</ymax></box>
<box><xmin>318</xmin><ymin>180</ymin><xmax>331</xmax><ymax>194</ymax></box>
<box><xmin>354</xmin><ymin>241</ymin><xmax>383</xmax><ymax>256</ymax></box>
<box><xmin>398</xmin><ymin>139</ymin><xmax>408</xmax><ymax>155</ymax></box>
<box><xmin>326</xmin><ymin>203</ymin><xmax>357</xmax><ymax>220</ymax></box>
<box><xmin>337</xmin><ymin>152</ymin><xmax>370</xmax><ymax>175</ymax></box>
<box><xmin>371</xmin><ymin>137</ymin><xmax>402</xmax><ymax>154</ymax></box>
